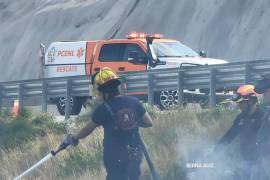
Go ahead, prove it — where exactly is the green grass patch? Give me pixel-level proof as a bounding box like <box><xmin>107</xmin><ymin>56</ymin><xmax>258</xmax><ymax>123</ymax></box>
<box><xmin>0</xmin><ymin>105</ymin><xmax>240</xmax><ymax>180</ymax></box>
<box><xmin>0</xmin><ymin>108</ymin><xmax>65</xmax><ymax>149</ymax></box>
<box><xmin>57</xmin><ymin>147</ymin><xmax>103</xmax><ymax>177</ymax></box>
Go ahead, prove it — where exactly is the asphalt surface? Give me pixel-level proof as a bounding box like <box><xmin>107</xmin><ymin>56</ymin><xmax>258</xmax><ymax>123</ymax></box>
<box><xmin>26</xmin><ymin>104</ymin><xmax>89</xmax><ymax>122</ymax></box>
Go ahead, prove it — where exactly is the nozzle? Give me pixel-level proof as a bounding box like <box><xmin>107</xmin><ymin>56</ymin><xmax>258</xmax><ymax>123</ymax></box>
<box><xmin>51</xmin><ymin>142</ymin><xmax>69</xmax><ymax>156</ymax></box>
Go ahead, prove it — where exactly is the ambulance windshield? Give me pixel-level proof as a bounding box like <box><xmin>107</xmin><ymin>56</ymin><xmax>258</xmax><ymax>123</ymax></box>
<box><xmin>153</xmin><ymin>41</ymin><xmax>198</xmax><ymax>58</ymax></box>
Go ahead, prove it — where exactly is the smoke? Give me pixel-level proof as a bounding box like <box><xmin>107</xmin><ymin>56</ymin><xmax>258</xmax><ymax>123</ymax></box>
<box><xmin>177</xmin><ymin>137</ymin><xmax>242</xmax><ymax>180</ymax></box>
<box><xmin>176</xmin><ymin>129</ymin><xmax>270</xmax><ymax>180</ymax></box>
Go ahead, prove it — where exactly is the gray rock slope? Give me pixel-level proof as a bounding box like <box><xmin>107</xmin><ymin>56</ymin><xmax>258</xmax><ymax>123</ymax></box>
<box><xmin>1</xmin><ymin>0</ymin><xmax>270</xmax><ymax>81</ymax></box>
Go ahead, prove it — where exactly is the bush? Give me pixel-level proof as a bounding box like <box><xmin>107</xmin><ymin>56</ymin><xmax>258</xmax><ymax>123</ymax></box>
<box><xmin>58</xmin><ymin>147</ymin><xmax>103</xmax><ymax>177</ymax></box>
<box><xmin>143</xmin><ymin>103</ymin><xmax>160</xmax><ymax>119</ymax></box>
<box><xmin>0</xmin><ymin>109</ymin><xmax>65</xmax><ymax>149</ymax></box>
<box><xmin>32</xmin><ymin>113</ymin><xmax>66</xmax><ymax>134</ymax></box>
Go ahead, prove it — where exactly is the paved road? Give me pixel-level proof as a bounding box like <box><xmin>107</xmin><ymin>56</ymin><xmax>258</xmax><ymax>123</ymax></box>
<box><xmin>26</xmin><ymin>104</ymin><xmax>89</xmax><ymax>122</ymax></box>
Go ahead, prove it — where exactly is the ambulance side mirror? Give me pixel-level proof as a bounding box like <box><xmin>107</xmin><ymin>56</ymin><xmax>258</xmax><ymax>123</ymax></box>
<box><xmin>128</xmin><ymin>51</ymin><xmax>147</xmax><ymax>65</ymax></box>
<box><xmin>199</xmin><ymin>50</ymin><xmax>207</xmax><ymax>58</ymax></box>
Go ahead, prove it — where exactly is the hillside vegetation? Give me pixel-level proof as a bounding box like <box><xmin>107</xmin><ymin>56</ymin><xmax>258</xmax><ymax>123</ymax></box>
<box><xmin>0</xmin><ymin>105</ymin><xmax>238</xmax><ymax>180</ymax></box>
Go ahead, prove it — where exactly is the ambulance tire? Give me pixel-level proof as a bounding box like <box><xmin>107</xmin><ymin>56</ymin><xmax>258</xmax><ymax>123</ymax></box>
<box><xmin>56</xmin><ymin>97</ymin><xmax>83</xmax><ymax>116</ymax></box>
<box><xmin>155</xmin><ymin>90</ymin><xmax>179</xmax><ymax>110</ymax></box>
<box><xmin>71</xmin><ymin>98</ymin><xmax>83</xmax><ymax>115</ymax></box>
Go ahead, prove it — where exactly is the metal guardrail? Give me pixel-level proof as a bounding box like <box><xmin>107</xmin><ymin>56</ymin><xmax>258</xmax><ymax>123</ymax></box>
<box><xmin>0</xmin><ymin>75</ymin><xmax>91</xmax><ymax>119</ymax></box>
<box><xmin>0</xmin><ymin>59</ymin><xmax>270</xmax><ymax>119</ymax></box>
<box><xmin>121</xmin><ymin>59</ymin><xmax>270</xmax><ymax>100</ymax></box>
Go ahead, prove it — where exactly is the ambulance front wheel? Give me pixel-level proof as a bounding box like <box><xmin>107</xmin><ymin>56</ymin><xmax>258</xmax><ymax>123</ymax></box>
<box><xmin>155</xmin><ymin>90</ymin><xmax>179</xmax><ymax>110</ymax></box>
<box><xmin>56</xmin><ymin>96</ymin><xmax>83</xmax><ymax>116</ymax></box>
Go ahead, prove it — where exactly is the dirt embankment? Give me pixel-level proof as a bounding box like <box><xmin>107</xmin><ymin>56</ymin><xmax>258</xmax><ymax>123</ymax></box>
<box><xmin>1</xmin><ymin>0</ymin><xmax>270</xmax><ymax>81</ymax></box>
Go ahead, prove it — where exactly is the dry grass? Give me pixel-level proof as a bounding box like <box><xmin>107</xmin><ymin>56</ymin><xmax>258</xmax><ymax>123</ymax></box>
<box><xmin>0</xmin><ymin>105</ymin><xmax>238</xmax><ymax>180</ymax></box>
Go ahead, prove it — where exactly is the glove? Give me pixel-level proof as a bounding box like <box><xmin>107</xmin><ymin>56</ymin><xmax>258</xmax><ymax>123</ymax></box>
<box><xmin>65</xmin><ymin>134</ymin><xmax>79</xmax><ymax>146</ymax></box>
<box><xmin>51</xmin><ymin>134</ymin><xmax>79</xmax><ymax>156</ymax></box>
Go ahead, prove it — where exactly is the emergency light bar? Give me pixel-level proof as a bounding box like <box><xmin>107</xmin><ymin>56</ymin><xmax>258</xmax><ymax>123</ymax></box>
<box><xmin>148</xmin><ymin>33</ymin><xmax>163</xmax><ymax>39</ymax></box>
<box><xmin>127</xmin><ymin>32</ymin><xmax>163</xmax><ymax>39</ymax></box>
<box><xmin>127</xmin><ymin>32</ymin><xmax>146</xmax><ymax>39</ymax></box>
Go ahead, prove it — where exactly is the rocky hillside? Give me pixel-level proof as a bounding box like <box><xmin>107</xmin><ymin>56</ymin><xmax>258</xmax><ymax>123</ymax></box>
<box><xmin>1</xmin><ymin>0</ymin><xmax>270</xmax><ymax>81</ymax></box>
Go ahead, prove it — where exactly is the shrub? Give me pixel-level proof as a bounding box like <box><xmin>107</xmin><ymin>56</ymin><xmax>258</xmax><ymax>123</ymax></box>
<box><xmin>58</xmin><ymin>148</ymin><xmax>103</xmax><ymax>177</ymax></box>
<box><xmin>0</xmin><ymin>109</ymin><xmax>65</xmax><ymax>149</ymax></box>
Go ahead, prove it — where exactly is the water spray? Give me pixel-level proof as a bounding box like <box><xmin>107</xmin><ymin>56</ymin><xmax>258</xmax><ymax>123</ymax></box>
<box><xmin>14</xmin><ymin>141</ymin><xmax>69</xmax><ymax>180</ymax></box>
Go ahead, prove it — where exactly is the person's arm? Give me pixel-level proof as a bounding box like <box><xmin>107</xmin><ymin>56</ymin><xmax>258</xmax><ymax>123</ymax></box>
<box><xmin>74</xmin><ymin>119</ymin><xmax>99</xmax><ymax>140</ymax></box>
<box><xmin>215</xmin><ymin>116</ymin><xmax>241</xmax><ymax>150</ymax></box>
<box><xmin>138</xmin><ymin>111</ymin><xmax>153</xmax><ymax>128</ymax></box>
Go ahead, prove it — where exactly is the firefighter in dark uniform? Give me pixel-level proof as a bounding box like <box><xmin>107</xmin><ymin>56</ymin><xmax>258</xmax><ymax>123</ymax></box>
<box><xmin>66</xmin><ymin>67</ymin><xmax>153</xmax><ymax>180</ymax></box>
<box><xmin>215</xmin><ymin>85</ymin><xmax>265</xmax><ymax>180</ymax></box>
<box><xmin>255</xmin><ymin>74</ymin><xmax>270</xmax><ymax>107</ymax></box>
<box><xmin>255</xmin><ymin>75</ymin><xmax>270</xmax><ymax>179</ymax></box>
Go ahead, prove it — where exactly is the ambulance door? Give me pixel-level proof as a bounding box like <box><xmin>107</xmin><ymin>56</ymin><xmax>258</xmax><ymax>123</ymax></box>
<box><xmin>92</xmin><ymin>42</ymin><xmax>147</xmax><ymax>74</ymax></box>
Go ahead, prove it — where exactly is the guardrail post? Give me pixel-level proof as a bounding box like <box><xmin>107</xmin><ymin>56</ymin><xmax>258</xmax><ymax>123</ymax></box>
<box><xmin>18</xmin><ymin>84</ymin><xmax>24</xmax><ymax>114</ymax></box>
<box><xmin>178</xmin><ymin>71</ymin><xmax>184</xmax><ymax>106</ymax></box>
<box><xmin>120</xmin><ymin>76</ymin><xmax>127</xmax><ymax>95</ymax></box>
<box><xmin>0</xmin><ymin>85</ymin><xmax>2</xmax><ymax>114</ymax></box>
<box><xmin>65</xmin><ymin>79</ymin><xmax>72</xmax><ymax>120</ymax></box>
<box><xmin>244</xmin><ymin>63</ymin><xmax>252</xmax><ymax>84</ymax></box>
<box><xmin>148</xmin><ymin>73</ymin><xmax>154</xmax><ymax>105</ymax></box>
<box><xmin>42</xmin><ymin>79</ymin><xmax>47</xmax><ymax>113</ymax></box>
<box><xmin>209</xmin><ymin>68</ymin><xmax>217</xmax><ymax>108</ymax></box>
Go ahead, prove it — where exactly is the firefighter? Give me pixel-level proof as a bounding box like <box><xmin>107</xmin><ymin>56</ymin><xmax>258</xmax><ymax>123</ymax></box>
<box><xmin>255</xmin><ymin>74</ymin><xmax>270</xmax><ymax>106</ymax></box>
<box><xmin>215</xmin><ymin>85</ymin><xmax>265</xmax><ymax>180</ymax></box>
<box><xmin>66</xmin><ymin>67</ymin><xmax>153</xmax><ymax>180</ymax></box>
<box><xmin>255</xmin><ymin>75</ymin><xmax>270</xmax><ymax>179</ymax></box>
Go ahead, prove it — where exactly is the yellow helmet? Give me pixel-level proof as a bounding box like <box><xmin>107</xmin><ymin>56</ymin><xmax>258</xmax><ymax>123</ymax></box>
<box><xmin>92</xmin><ymin>67</ymin><xmax>121</xmax><ymax>92</ymax></box>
